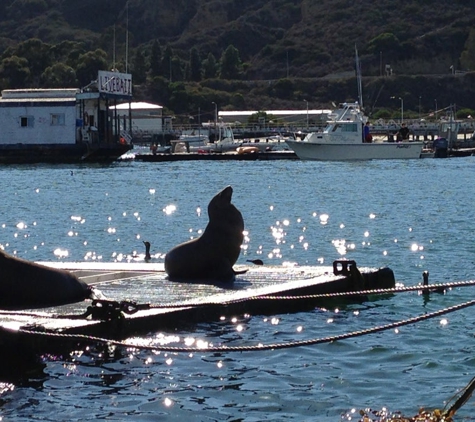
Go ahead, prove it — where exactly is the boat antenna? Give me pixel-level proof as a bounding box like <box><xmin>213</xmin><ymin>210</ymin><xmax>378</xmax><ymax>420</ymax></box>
<box><xmin>355</xmin><ymin>45</ymin><xmax>363</xmax><ymax>109</ymax></box>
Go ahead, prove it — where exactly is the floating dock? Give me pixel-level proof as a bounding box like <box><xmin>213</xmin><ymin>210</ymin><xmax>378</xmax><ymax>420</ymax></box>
<box><xmin>135</xmin><ymin>151</ymin><xmax>298</xmax><ymax>162</ymax></box>
<box><xmin>0</xmin><ymin>261</ymin><xmax>394</xmax><ymax>354</ymax></box>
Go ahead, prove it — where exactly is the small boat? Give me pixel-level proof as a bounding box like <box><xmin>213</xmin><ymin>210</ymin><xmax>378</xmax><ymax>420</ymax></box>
<box><xmin>0</xmin><ymin>70</ymin><xmax>134</xmax><ymax>164</ymax></box>
<box><xmin>172</xmin><ymin>124</ymin><xmax>281</xmax><ymax>154</ymax></box>
<box><xmin>286</xmin><ymin>102</ymin><xmax>424</xmax><ymax>161</ymax></box>
<box><xmin>171</xmin><ymin>124</ymin><xmax>234</xmax><ymax>153</ymax></box>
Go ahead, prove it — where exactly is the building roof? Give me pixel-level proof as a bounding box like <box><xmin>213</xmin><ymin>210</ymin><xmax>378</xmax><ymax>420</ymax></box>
<box><xmin>0</xmin><ymin>88</ymin><xmax>78</xmax><ymax>103</ymax></box>
<box><xmin>110</xmin><ymin>102</ymin><xmax>163</xmax><ymax>110</ymax></box>
<box><xmin>218</xmin><ymin>109</ymin><xmax>332</xmax><ymax>117</ymax></box>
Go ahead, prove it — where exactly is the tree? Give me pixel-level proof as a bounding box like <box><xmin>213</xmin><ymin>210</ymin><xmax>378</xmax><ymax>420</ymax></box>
<box><xmin>460</xmin><ymin>28</ymin><xmax>475</xmax><ymax>71</ymax></box>
<box><xmin>0</xmin><ymin>56</ymin><xmax>31</xmax><ymax>89</ymax></box>
<box><xmin>133</xmin><ymin>48</ymin><xmax>147</xmax><ymax>84</ymax></box>
<box><xmin>189</xmin><ymin>47</ymin><xmax>202</xmax><ymax>82</ymax></box>
<box><xmin>149</xmin><ymin>39</ymin><xmax>162</xmax><ymax>77</ymax></box>
<box><xmin>161</xmin><ymin>45</ymin><xmax>173</xmax><ymax>81</ymax></box>
<box><xmin>248</xmin><ymin>111</ymin><xmax>276</xmax><ymax>126</ymax></box>
<box><xmin>202</xmin><ymin>53</ymin><xmax>218</xmax><ymax>79</ymax></box>
<box><xmin>219</xmin><ymin>45</ymin><xmax>242</xmax><ymax>79</ymax></box>
<box><xmin>75</xmin><ymin>49</ymin><xmax>109</xmax><ymax>87</ymax></box>
<box><xmin>171</xmin><ymin>57</ymin><xmax>184</xmax><ymax>82</ymax></box>
<box><xmin>149</xmin><ymin>76</ymin><xmax>171</xmax><ymax>105</ymax></box>
<box><xmin>9</xmin><ymin>38</ymin><xmax>52</xmax><ymax>86</ymax></box>
<box><xmin>168</xmin><ymin>82</ymin><xmax>191</xmax><ymax>114</ymax></box>
<box><xmin>6</xmin><ymin>0</ymin><xmax>48</xmax><ymax>20</ymax></box>
<box><xmin>271</xmin><ymin>78</ymin><xmax>294</xmax><ymax>99</ymax></box>
<box><xmin>41</xmin><ymin>63</ymin><xmax>77</xmax><ymax>88</ymax></box>
<box><xmin>0</xmin><ymin>56</ymin><xmax>31</xmax><ymax>88</ymax></box>
<box><xmin>367</xmin><ymin>33</ymin><xmax>402</xmax><ymax>55</ymax></box>
<box><xmin>50</xmin><ymin>41</ymin><xmax>86</xmax><ymax>66</ymax></box>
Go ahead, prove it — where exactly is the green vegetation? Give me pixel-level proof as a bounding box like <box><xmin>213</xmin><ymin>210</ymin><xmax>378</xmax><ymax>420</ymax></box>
<box><xmin>1</xmin><ymin>0</ymin><xmax>475</xmax><ymax>120</ymax></box>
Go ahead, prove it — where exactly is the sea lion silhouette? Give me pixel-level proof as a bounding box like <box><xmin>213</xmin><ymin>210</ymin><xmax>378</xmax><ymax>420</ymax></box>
<box><xmin>0</xmin><ymin>249</ymin><xmax>90</xmax><ymax>310</ymax></box>
<box><xmin>164</xmin><ymin>186</ymin><xmax>244</xmax><ymax>281</ymax></box>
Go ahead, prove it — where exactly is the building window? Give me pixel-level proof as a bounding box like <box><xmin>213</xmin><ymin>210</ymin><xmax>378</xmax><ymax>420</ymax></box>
<box><xmin>20</xmin><ymin>116</ymin><xmax>34</xmax><ymax>128</ymax></box>
<box><xmin>51</xmin><ymin>113</ymin><xmax>65</xmax><ymax>126</ymax></box>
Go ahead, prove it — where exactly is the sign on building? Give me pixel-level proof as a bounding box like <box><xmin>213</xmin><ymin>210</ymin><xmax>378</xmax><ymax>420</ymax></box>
<box><xmin>98</xmin><ymin>71</ymin><xmax>133</xmax><ymax>97</ymax></box>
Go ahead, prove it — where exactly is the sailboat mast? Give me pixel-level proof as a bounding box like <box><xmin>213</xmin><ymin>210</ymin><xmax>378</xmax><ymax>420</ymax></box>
<box><xmin>355</xmin><ymin>45</ymin><xmax>363</xmax><ymax>109</ymax></box>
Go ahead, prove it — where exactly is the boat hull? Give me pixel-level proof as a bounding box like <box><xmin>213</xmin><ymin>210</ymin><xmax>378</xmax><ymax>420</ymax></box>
<box><xmin>286</xmin><ymin>140</ymin><xmax>424</xmax><ymax>161</ymax></box>
<box><xmin>0</xmin><ymin>143</ymin><xmax>132</xmax><ymax>164</ymax></box>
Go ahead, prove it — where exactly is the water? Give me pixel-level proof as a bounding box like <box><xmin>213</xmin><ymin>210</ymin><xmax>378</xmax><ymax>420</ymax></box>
<box><xmin>2</xmin><ymin>156</ymin><xmax>475</xmax><ymax>421</ymax></box>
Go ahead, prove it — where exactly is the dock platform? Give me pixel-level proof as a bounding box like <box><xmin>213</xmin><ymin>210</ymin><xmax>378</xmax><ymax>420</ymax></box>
<box><xmin>135</xmin><ymin>151</ymin><xmax>298</xmax><ymax>162</ymax></box>
<box><xmin>0</xmin><ymin>261</ymin><xmax>394</xmax><ymax>353</ymax></box>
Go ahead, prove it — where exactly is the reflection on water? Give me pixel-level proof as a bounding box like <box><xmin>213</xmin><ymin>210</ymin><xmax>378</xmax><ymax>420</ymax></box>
<box><xmin>2</xmin><ymin>158</ymin><xmax>475</xmax><ymax>420</ymax></box>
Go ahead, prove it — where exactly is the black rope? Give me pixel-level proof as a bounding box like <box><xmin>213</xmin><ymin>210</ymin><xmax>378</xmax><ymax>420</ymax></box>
<box><xmin>147</xmin><ymin>279</ymin><xmax>475</xmax><ymax>309</ymax></box>
<box><xmin>444</xmin><ymin>375</ymin><xmax>475</xmax><ymax>418</ymax></box>
<box><xmin>17</xmin><ymin>298</ymin><xmax>475</xmax><ymax>353</ymax></box>
<box><xmin>1</xmin><ymin>279</ymin><xmax>475</xmax><ymax>320</ymax></box>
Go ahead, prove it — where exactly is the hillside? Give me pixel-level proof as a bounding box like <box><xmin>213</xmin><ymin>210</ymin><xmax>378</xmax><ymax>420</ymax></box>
<box><xmin>1</xmin><ymin>0</ymin><xmax>475</xmax><ymax>120</ymax></box>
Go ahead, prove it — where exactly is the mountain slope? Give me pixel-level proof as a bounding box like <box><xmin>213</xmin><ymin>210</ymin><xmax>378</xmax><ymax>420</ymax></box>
<box><xmin>0</xmin><ymin>0</ymin><xmax>474</xmax><ymax>79</ymax></box>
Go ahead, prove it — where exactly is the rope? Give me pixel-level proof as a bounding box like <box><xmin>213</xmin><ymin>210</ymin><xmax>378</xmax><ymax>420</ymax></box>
<box><xmin>444</xmin><ymin>375</ymin><xmax>475</xmax><ymax>417</ymax></box>
<box><xmin>1</xmin><ymin>279</ymin><xmax>474</xmax><ymax>319</ymax></box>
<box><xmin>146</xmin><ymin>279</ymin><xmax>475</xmax><ymax>309</ymax></box>
<box><xmin>17</xmin><ymin>297</ymin><xmax>475</xmax><ymax>353</ymax></box>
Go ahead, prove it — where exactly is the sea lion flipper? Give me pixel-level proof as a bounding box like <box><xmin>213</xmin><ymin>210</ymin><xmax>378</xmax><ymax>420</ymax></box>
<box><xmin>233</xmin><ymin>268</ymin><xmax>248</xmax><ymax>275</ymax></box>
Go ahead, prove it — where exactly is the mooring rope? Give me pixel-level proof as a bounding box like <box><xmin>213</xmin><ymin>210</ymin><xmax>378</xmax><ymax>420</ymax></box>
<box><xmin>145</xmin><ymin>279</ymin><xmax>475</xmax><ymax>309</ymax></box>
<box><xmin>1</xmin><ymin>279</ymin><xmax>474</xmax><ymax>320</ymax></box>
<box><xmin>17</xmin><ymin>297</ymin><xmax>475</xmax><ymax>353</ymax></box>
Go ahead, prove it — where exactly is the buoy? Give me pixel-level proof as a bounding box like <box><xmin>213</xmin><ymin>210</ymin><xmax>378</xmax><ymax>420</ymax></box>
<box><xmin>237</xmin><ymin>146</ymin><xmax>259</xmax><ymax>155</ymax></box>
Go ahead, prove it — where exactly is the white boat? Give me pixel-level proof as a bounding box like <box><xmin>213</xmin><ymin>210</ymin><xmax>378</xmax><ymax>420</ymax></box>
<box><xmin>287</xmin><ymin>47</ymin><xmax>423</xmax><ymax>161</ymax></box>
<box><xmin>173</xmin><ymin>124</ymin><xmax>280</xmax><ymax>153</ymax></box>
<box><xmin>286</xmin><ymin>102</ymin><xmax>424</xmax><ymax>161</ymax></box>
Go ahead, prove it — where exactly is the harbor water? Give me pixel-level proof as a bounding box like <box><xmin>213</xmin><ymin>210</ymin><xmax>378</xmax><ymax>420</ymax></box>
<box><xmin>2</xmin><ymin>155</ymin><xmax>475</xmax><ymax>420</ymax></box>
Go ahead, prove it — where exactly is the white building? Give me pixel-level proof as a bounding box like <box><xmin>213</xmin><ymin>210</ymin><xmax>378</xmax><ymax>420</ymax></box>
<box><xmin>0</xmin><ymin>88</ymin><xmax>78</xmax><ymax>145</ymax></box>
<box><xmin>0</xmin><ymin>70</ymin><xmax>134</xmax><ymax>163</ymax></box>
<box><xmin>110</xmin><ymin>102</ymin><xmax>172</xmax><ymax>141</ymax></box>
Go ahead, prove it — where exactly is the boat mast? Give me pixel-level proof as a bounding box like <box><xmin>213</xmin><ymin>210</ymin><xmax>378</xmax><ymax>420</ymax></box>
<box><xmin>355</xmin><ymin>45</ymin><xmax>363</xmax><ymax>109</ymax></box>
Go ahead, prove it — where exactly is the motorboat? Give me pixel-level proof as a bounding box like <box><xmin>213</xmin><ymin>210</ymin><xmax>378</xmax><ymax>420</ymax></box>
<box><xmin>172</xmin><ymin>124</ymin><xmax>282</xmax><ymax>153</ymax></box>
<box><xmin>286</xmin><ymin>102</ymin><xmax>424</xmax><ymax>161</ymax></box>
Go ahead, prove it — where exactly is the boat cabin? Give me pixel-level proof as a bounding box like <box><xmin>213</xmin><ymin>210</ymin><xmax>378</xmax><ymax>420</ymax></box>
<box><xmin>304</xmin><ymin>102</ymin><xmax>366</xmax><ymax>144</ymax></box>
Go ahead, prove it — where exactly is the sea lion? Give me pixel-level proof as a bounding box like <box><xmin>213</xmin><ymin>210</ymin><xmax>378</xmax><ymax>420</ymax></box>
<box><xmin>0</xmin><ymin>249</ymin><xmax>91</xmax><ymax>310</ymax></box>
<box><xmin>165</xmin><ymin>186</ymin><xmax>244</xmax><ymax>281</ymax></box>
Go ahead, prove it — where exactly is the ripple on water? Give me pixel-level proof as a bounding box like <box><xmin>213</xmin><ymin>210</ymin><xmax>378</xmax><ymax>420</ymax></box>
<box><xmin>2</xmin><ymin>159</ymin><xmax>475</xmax><ymax>419</ymax></box>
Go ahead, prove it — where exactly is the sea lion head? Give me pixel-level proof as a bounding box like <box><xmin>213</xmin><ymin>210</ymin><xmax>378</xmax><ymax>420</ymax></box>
<box><xmin>207</xmin><ymin>186</ymin><xmax>244</xmax><ymax>234</ymax></box>
<box><xmin>208</xmin><ymin>185</ymin><xmax>232</xmax><ymax>213</ymax></box>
